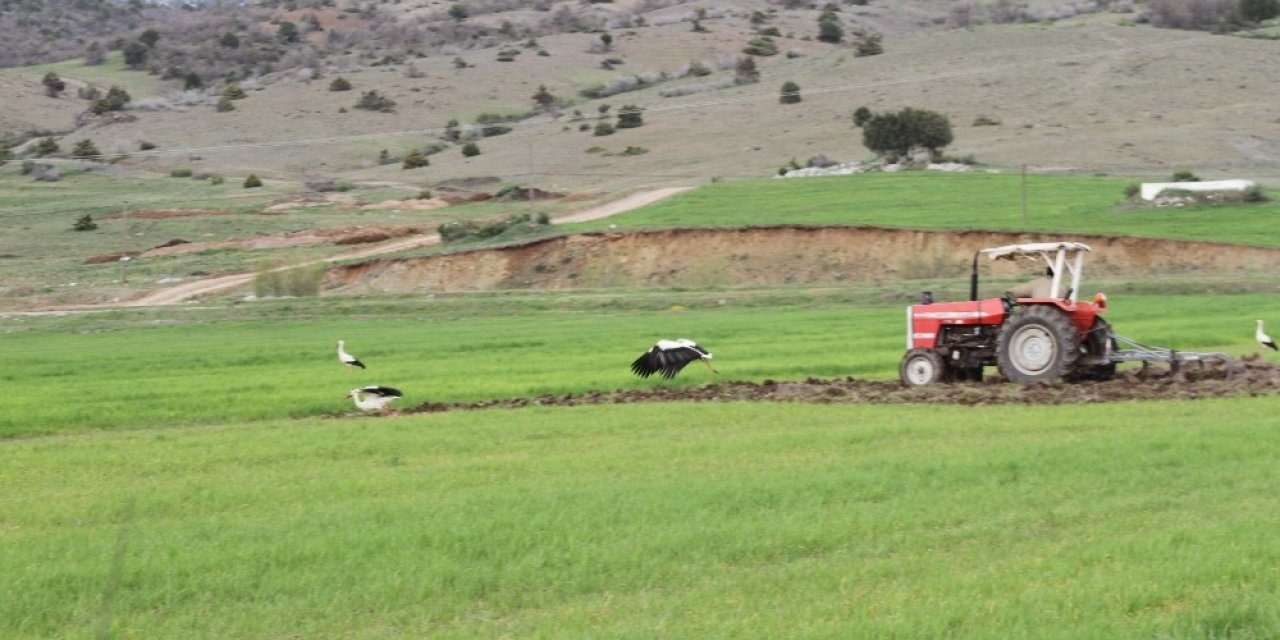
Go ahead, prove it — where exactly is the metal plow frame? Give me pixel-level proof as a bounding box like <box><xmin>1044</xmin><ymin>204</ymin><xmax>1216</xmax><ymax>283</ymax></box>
<box><xmin>1107</xmin><ymin>332</ymin><xmax>1232</xmax><ymax>370</ymax></box>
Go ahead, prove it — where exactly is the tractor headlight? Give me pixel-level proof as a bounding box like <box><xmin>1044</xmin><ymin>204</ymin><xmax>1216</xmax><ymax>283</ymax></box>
<box><xmin>1093</xmin><ymin>292</ymin><xmax>1108</xmax><ymax>312</ymax></box>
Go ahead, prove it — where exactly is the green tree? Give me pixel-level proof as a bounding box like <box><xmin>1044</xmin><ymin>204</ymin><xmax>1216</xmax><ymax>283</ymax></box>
<box><xmin>780</xmin><ymin>81</ymin><xmax>801</xmax><ymax>104</ymax></box>
<box><xmin>1240</xmin><ymin>0</ymin><xmax>1280</xmax><ymax>22</ymax></box>
<box><xmin>862</xmin><ymin>107</ymin><xmax>954</xmax><ymax>162</ymax></box>
<box><xmin>854</xmin><ymin>31</ymin><xmax>883</xmax><ymax>57</ymax></box>
<box><xmin>448</xmin><ymin>3</ymin><xmax>468</xmax><ymax>21</ymax></box>
<box><xmin>219</xmin><ymin>32</ymin><xmax>240</xmax><ymax>49</ymax></box>
<box><xmin>278</xmin><ymin>21</ymin><xmax>300</xmax><ymax>43</ymax></box>
<box><xmin>139</xmin><ymin>28</ymin><xmax>160</xmax><ymax>48</ymax></box>
<box><xmin>73</xmin><ymin>214</ymin><xmax>98</xmax><ymax>231</ymax></box>
<box><xmin>91</xmin><ymin>86</ymin><xmax>131</xmax><ymax>114</ymax></box>
<box><xmin>32</xmin><ymin>137</ymin><xmax>60</xmax><ymax>157</ymax></box>
<box><xmin>817</xmin><ymin>9</ymin><xmax>843</xmax><ymax>43</ymax></box>
<box><xmin>852</xmin><ymin>106</ymin><xmax>872</xmax><ymax>127</ymax></box>
<box><xmin>84</xmin><ymin>41</ymin><xmax>106</xmax><ymax>65</ymax></box>
<box><xmin>183</xmin><ymin>72</ymin><xmax>202</xmax><ymax>90</ymax></box>
<box><xmin>461</xmin><ymin>142</ymin><xmax>481</xmax><ymax>157</ymax></box>
<box><xmin>122</xmin><ymin>41</ymin><xmax>148</xmax><ymax>69</ymax></box>
<box><xmin>42</xmin><ymin>72</ymin><xmax>66</xmax><ymax>97</ymax></box>
<box><xmin>616</xmin><ymin>105</ymin><xmax>644</xmax><ymax>128</ymax></box>
<box><xmin>355</xmin><ymin>90</ymin><xmax>396</xmax><ymax>112</ymax></box>
<box><xmin>862</xmin><ymin>112</ymin><xmax>909</xmax><ymax>162</ymax></box>
<box><xmin>900</xmin><ymin>108</ymin><xmax>953</xmax><ymax>161</ymax></box>
<box><xmin>599</xmin><ymin>32</ymin><xmax>613</xmax><ymax>50</ymax></box>
<box><xmin>734</xmin><ymin>56</ymin><xmax>760</xmax><ymax>85</ymax></box>
<box><xmin>243</xmin><ymin>174</ymin><xmax>263</xmax><ymax>188</ymax></box>
<box><xmin>531</xmin><ymin>84</ymin><xmax>556</xmax><ymax>111</ymax></box>
<box><xmin>71</xmin><ymin>139</ymin><xmax>100</xmax><ymax>159</ymax></box>
<box><xmin>402</xmin><ymin>150</ymin><xmax>429</xmax><ymax>168</ymax></box>
<box><xmin>593</xmin><ymin>121</ymin><xmax>615</xmax><ymax>136</ymax></box>
<box><xmin>329</xmin><ymin>77</ymin><xmax>352</xmax><ymax>91</ymax></box>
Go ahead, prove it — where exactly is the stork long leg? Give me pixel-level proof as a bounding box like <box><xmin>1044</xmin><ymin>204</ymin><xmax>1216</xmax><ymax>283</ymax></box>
<box><xmin>701</xmin><ymin>358</ymin><xmax>719</xmax><ymax>374</ymax></box>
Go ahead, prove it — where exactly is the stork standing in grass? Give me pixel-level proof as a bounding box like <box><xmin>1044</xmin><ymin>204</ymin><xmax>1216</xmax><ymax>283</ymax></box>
<box><xmin>338</xmin><ymin>340</ymin><xmax>366</xmax><ymax>370</ymax></box>
<box><xmin>346</xmin><ymin>386</ymin><xmax>403</xmax><ymax>411</ymax></box>
<box><xmin>1257</xmin><ymin>320</ymin><xmax>1277</xmax><ymax>351</ymax></box>
<box><xmin>631</xmin><ymin>339</ymin><xmax>718</xmax><ymax>379</ymax></box>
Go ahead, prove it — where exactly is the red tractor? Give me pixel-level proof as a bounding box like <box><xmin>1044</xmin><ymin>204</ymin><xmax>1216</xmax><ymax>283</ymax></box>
<box><xmin>899</xmin><ymin>242</ymin><xmax>1117</xmax><ymax>385</ymax></box>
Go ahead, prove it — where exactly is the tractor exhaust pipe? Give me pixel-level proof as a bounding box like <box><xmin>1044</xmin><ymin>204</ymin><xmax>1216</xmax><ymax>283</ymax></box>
<box><xmin>969</xmin><ymin>251</ymin><xmax>980</xmax><ymax>301</ymax></box>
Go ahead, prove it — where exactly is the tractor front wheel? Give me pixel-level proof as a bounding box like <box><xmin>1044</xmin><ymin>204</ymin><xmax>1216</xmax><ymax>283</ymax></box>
<box><xmin>900</xmin><ymin>348</ymin><xmax>949</xmax><ymax>386</ymax></box>
<box><xmin>996</xmin><ymin>305</ymin><xmax>1080</xmax><ymax>384</ymax></box>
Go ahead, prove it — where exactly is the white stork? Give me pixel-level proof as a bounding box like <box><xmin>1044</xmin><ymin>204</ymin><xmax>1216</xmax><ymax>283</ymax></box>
<box><xmin>631</xmin><ymin>339</ymin><xmax>718</xmax><ymax>379</ymax></box>
<box><xmin>346</xmin><ymin>385</ymin><xmax>403</xmax><ymax>411</ymax></box>
<box><xmin>1257</xmin><ymin>320</ymin><xmax>1277</xmax><ymax>351</ymax></box>
<box><xmin>338</xmin><ymin>340</ymin><xmax>366</xmax><ymax>370</ymax></box>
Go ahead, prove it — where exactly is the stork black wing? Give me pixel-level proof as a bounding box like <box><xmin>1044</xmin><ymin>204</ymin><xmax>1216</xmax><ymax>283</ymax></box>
<box><xmin>631</xmin><ymin>347</ymin><xmax>660</xmax><ymax>378</ymax></box>
<box><xmin>657</xmin><ymin>346</ymin><xmax>702</xmax><ymax>379</ymax></box>
<box><xmin>631</xmin><ymin>345</ymin><xmax>703</xmax><ymax>379</ymax></box>
<box><xmin>361</xmin><ymin>385</ymin><xmax>402</xmax><ymax>397</ymax></box>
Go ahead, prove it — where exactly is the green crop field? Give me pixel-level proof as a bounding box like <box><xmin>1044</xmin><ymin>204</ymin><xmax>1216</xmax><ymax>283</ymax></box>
<box><xmin>4</xmin><ymin>393</ymin><xmax>1280</xmax><ymax>638</ymax></box>
<box><xmin>3</xmin><ymin>289</ymin><xmax>1276</xmax><ymax>439</ymax></box>
<box><xmin>572</xmin><ymin>173</ymin><xmax>1280</xmax><ymax>249</ymax></box>
<box><xmin>6</xmin><ymin>168</ymin><xmax>1280</xmax><ymax>638</ymax></box>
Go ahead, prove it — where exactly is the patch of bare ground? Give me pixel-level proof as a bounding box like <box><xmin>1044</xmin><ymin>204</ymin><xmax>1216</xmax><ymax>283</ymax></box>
<box><xmin>138</xmin><ymin>224</ymin><xmax>429</xmax><ymax>257</ymax></box>
<box><xmin>97</xmin><ymin>209</ymin><xmax>248</xmax><ymax>220</ymax></box>
<box><xmin>391</xmin><ymin>357</ymin><xmax>1280</xmax><ymax>416</ymax></box>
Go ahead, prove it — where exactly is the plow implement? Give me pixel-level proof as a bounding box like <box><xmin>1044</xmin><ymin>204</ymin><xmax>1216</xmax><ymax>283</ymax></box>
<box><xmin>1106</xmin><ymin>332</ymin><xmax>1231</xmax><ymax>372</ymax></box>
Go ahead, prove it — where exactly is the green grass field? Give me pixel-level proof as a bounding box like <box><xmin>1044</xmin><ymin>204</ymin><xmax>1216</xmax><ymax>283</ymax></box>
<box><xmin>6</xmin><ymin>169</ymin><xmax>1280</xmax><ymax>637</ymax></box>
<box><xmin>571</xmin><ymin>172</ymin><xmax>1280</xmax><ymax>248</ymax></box>
<box><xmin>3</xmin><ymin>290</ymin><xmax>1275</xmax><ymax>439</ymax></box>
<box><xmin>5</xmin><ymin>398</ymin><xmax>1280</xmax><ymax>638</ymax></box>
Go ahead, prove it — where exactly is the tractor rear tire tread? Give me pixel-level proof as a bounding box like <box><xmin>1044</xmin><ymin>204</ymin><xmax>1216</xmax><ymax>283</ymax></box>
<box><xmin>996</xmin><ymin>305</ymin><xmax>1080</xmax><ymax>384</ymax></box>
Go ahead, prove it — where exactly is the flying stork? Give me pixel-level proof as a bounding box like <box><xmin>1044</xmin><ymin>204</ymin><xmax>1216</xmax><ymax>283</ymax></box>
<box><xmin>631</xmin><ymin>339</ymin><xmax>718</xmax><ymax>379</ymax></box>
<box><xmin>346</xmin><ymin>385</ymin><xmax>403</xmax><ymax>411</ymax></box>
<box><xmin>338</xmin><ymin>340</ymin><xmax>366</xmax><ymax>370</ymax></box>
<box><xmin>1257</xmin><ymin>320</ymin><xmax>1277</xmax><ymax>351</ymax></box>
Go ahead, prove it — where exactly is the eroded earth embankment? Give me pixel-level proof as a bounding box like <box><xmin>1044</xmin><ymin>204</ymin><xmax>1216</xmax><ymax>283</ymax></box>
<box><xmin>325</xmin><ymin>226</ymin><xmax>1280</xmax><ymax>293</ymax></box>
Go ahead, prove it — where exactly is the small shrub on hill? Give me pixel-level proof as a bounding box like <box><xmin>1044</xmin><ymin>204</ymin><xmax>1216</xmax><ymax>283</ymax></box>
<box><xmin>243</xmin><ymin>174</ymin><xmax>263</xmax><ymax>188</ymax></box>
<box><xmin>73</xmin><ymin>214</ymin><xmax>98</xmax><ymax>231</ymax></box>
<box><xmin>170</xmin><ymin>168</ymin><xmax>193</xmax><ymax>178</ymax></box>
<box><xmin>616</xmin><ymin>105</ymin><xmax>644</xmax><ymax>128</ymax></box>
<box><xmin>594</xmin><ymin>122</ymin><xmax>616</xmax><ymax>136</ymax></box>
<box><xmin>403</xmin><ymin>150</ymin><xmax>430</xmax><ymax>168</ymax></box>
<box><xmin>743</xmin><ymin>36</ymin><xmax>779</xmax><ymax>56</ymax></box>
<box><xmin>462</xmin><ymin>142</ymin><xmax>481</xmax><ymax>157</ymax></box>
<box><xmin>1172</xmin><ymin>170</ymin><xmax>1201</xmax><ymax>182</ymax></box>
<box><xmin>780</xmin><ymin>81</ymin><xmax>801</xmax><ymax>104</ymax></box>
<box><xmin>31</xmin><ymin>137</ymin><xmax>59</xmax><ymax>157</ymax></box>
<box><xmin>72</xmin><ymin>139</ymin><xmax>100</xmax><ymax>159</ymax></box>
<box><xmin>355</xmin><ymin>91</ymin><xmax>396</xmax><ymax>112</ymax></box>
<box><xmin>329</xmin><ymin>77</ymin><xmax>352</xmax><ymax>91</ymax></box>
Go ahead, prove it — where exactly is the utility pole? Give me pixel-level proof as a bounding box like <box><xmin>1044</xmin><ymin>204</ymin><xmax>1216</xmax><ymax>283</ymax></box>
<box><xmin>1020</xmin><ymin>164</ymin><xmax>1028</xmax><ymax>227</ymax></box>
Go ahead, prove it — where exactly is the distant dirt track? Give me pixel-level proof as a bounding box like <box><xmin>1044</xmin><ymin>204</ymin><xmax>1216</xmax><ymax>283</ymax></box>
<box><xmin>123</xmin><ymin>187</ymin><xmax>690</xmax><ymax>306</ymax></box>
<box><xmin>382</xmin><ymin>357</ymin><xmax>1280</xmax><ymax>416</ymax></box>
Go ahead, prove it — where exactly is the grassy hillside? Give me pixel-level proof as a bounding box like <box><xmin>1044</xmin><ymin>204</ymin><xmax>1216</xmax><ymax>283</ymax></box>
<box><xmin>578</xmin><ymin>172</ymin><xmax>1280</xmax><ymax>248</ymax></box>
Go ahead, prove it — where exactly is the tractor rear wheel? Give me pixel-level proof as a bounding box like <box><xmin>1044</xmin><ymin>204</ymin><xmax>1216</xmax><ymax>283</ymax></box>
<box><xmin>900</xmin><ymin>348</ymin><xmax>949</xmax><ymax>386</ymax></box>
<box><xmin>996</xmin><ymin>305</ymin><xmax>1080</xmax><ymax>384</ymax></box>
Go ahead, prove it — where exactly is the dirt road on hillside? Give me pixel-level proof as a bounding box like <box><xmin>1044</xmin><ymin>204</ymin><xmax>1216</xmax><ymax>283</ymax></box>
<box><xmin>124</xmin><ymin>187</ymin><xmax>690</xmax><ymax>306</ymax></box>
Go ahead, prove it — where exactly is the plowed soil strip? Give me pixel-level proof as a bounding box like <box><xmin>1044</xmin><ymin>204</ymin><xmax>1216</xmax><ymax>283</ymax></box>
<box><xmin>398</xmin><ymin>358</ymin><xmax>1280</xmax><ymax>414</ymax></box>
